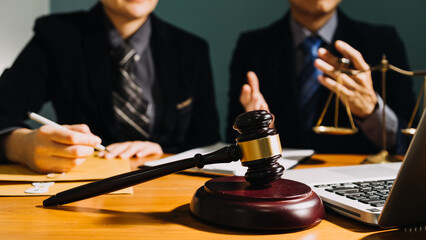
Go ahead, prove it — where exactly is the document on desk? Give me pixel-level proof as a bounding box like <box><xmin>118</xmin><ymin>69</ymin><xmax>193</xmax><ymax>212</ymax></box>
<box><xmin>0</xmin><ymin>181</ymin><xmax>132</xmax><ymax>196</ymax></box>
<box><xmin>0</xmin><ymin>157</ymin><xmax>133</xmax><ymax>196</ymax></box>
<box><xmin>144</xmin><ymin>142</ymin><xmax>314</xmax><ymax>176</ymax></box>
<box><xmin>0</xmin><ymin>157</ymin><xmax>131</xmax><ymax>182</ymax></box>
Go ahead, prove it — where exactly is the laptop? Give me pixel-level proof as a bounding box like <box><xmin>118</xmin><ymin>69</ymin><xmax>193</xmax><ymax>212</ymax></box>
<box><xmin>284</xmin><ymin>110</ymin><xmax>426</xmax><ymax>229</ymax></box>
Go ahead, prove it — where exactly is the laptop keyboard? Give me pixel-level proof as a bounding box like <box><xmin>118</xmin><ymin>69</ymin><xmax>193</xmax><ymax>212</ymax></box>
<box><xmin>314</xmin><ymin>180</ymin><xmax>394</xmax><ymax>207</ymax></box>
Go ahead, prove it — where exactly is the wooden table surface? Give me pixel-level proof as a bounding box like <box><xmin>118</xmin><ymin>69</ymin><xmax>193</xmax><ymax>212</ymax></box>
<box><xmin>1</xmin><ymin>154</ymin><xmax>423</xmax><ymax>240</ymax></box>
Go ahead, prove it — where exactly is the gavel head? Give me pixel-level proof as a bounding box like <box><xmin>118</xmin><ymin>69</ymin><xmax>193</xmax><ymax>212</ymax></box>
<box><xmin>233</xmin><ymin>110</ymin><xmax>284</xmax><ymax>186</ymax></box>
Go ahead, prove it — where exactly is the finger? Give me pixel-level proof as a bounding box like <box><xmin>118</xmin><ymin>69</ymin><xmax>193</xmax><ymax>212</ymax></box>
<box><xmin>315</xmin><ymin>58</ymin><xmax>361</xmax><ymax>91</ymax></box>
<box><xmin>65</xmin><ymin>124</ymin><xmax>92</xmax><ymax>134</ymax></box>
<box><xmin>104</xmin><ymin>142</ymin><xmax>130</xmax><ymax>159</ymax></box>
<box><xmin>33</xmin><ymin>156</ymin><xmax>86</xmax><ymax>173</ymax></box>
<box><xmin>250</xmin><ymin>92</ymin><xmax>261</xmax><ymax>107</ymax></box>
<box><xmin>315</xmin><ymin>57</ymin><xmax>345</xmax><ymax>82</ymax></box>
<box><xmin>38</xmin><ymin>125</ymin><xmax>101</xmax><ymax>147</ymax></box>
<box><xmin>314</xmin><ymin>58</ymin><xmax>336</xmax><ymax>77</ymax></box>
<box><xmin>136</xmin><ymin>146</ymin><xmax>163</xmax><ymax>158</ymax></box>
<box><xmin>136</xmin><ymin>142</ymin><xmax>163</xmax><ymax>158</ymax></box>
<box><xmin>318</xmin><ymin>45</ymin><xmax>371</xmax><ymax>88</ymax></box>
<box><xmin>35</xmin><ymin>139</ymin><xmax>95</xmax><ymax>158</ymax></box>
<box><xmin>65</xmin><ymin>124</ymin><xmax>103</xmax><ymax>144</ymax></box>
<box><xmin>251</xmin><ymin>92</ymin><xmax>269</xmax><ymax>111</ymax></box>
<box><xmin>136</xmin><ymin>148</ymin><xmax>154</xmax><ymax>158</ymax></box>
<box><xmin>335</xmin><ymin>40</ymin><xmax>369</xmax><ymax>70</ymax></box>
<box><xmin>318</xmin><ymin>75</ymin><xmax>352</xmax><ymax>97</ymax></box>
<box><xmin>246</xmin><ymin>71</ymin><xmax>260</xmax><ymax>94</ymax></box>
<box><xmin>61</xmin><ymin>145</ymin><xmax>96</xmax><ymax>158</ymax></box>
<box><xmin>118</xmin><ymin>143</ymin><xmax>144</xmax><ymax>159</ymax></box>
<box><xmin>97</xmin><ymin>151</ymin><xmax>106</xmax><ymax>158</ymax></box>
<box><xmin>239</xmin><ymin>84</ymin><xmax>252</xmax><ymax>106</ymax></box>
<box><xmin>317</xmin><ymin>47</ymin><xmax>340</xmax><ymax>69</ymax></box>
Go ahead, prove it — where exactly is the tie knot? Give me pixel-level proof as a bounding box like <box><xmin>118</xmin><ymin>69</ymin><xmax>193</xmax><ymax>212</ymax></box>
<box><xmin>113</xmin><ymin>42</ymin><xmax>136</xmax><ymax>67</ymax></box>
<box><xmin>301</xmin><ymin>36</ymin><xmax>322</xmax><ymax>58</ymax></box>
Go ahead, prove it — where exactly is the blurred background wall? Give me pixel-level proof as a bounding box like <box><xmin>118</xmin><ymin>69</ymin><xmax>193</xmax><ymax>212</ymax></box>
<box><xmin>2</xmin><ymin>0</ymin><xmax>425</xmax><ymax>139</ymax></box>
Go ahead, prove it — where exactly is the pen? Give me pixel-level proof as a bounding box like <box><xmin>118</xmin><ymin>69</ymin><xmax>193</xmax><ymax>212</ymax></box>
<box><xmin>28</xmin><ymin>112</ymin><xmax>108</xmax><ymax>152</ymax></box>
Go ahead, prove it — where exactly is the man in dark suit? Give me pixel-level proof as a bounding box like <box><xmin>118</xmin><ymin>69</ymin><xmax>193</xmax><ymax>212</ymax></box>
<box><xmin>0</xmin><ymin>0</ymin><xmax>220</xmax><ymax>173</ymax></box>
<box><xmin>227</xmin><ymin>0</ymin><xmax>416</xmax><ymax>155</ymax></box>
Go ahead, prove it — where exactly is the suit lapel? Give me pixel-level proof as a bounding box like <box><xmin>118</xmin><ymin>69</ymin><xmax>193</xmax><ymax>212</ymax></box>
<box><xmin>276</xmin><ymin>14</ymin><xmax>296</xmax><ymax>104</ymax></box>
<box><xmin>81</xmin><ymin>4</ymin><xmax>119</xmax><ymax>139</ymax></box>
<box><xmin>150</xmin><ymin>15</ymin><xmax>179</xmax><ymax>140</ymax></box>
<box><xmin>264</xmin><ymin>14</ymin><xmax>300</xmax><ymax>128</ymax></box>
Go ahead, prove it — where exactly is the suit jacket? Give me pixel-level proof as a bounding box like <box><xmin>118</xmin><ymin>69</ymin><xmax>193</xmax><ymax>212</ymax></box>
<box><xmin>0</xmin><ymin>4</ymin><xmax>220</xmax><ymax>158</ymax></box>
<box><xmin>226</xmin><ymin>9</ymin><xmax>416</xmax><ymax>154</ymax></box>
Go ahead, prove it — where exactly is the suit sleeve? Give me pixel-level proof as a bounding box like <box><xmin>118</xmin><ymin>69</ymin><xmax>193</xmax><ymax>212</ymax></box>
<box><xmin>226</xmin><ymin>34</ymin><xmax>250</xmax><ymax>143</ymax></box>
<box><xmin>0</xmin><ymin>19</ymin><xmax>52</xmax><ymax>162</ymax></box>
<box><xmin>0</xmin><ymin>18</ymin><xmax>53</xmax><ymax>124</ymax></box>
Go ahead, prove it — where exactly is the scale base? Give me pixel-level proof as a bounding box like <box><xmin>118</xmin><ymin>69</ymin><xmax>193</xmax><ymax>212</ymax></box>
<box><xmin>362</xmin><ymin>150</ymin><xmax>401</xmax><ymax>164</ymax></box>
<box><xmin>190</xmin><ymin>176</ymin><xmax>324</xmax><ymax>231</ymax></box>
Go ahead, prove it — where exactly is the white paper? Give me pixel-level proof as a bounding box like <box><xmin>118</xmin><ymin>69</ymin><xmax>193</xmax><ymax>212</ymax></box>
<box><xmin>144</xmin><ymin>142</ymin><xmax>314</xmax><ymax>176</ymax></box>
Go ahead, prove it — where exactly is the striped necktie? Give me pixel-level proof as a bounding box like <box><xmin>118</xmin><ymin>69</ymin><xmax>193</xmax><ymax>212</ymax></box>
<box><xmin>112</xmin><ymin>42</ymin><xmax>150</xmax><ymax>140</ymax></box>
<box><xmin>298</xmin><ymin>36</ymin><xmax>323</xmax><ymax>138</ymax></box>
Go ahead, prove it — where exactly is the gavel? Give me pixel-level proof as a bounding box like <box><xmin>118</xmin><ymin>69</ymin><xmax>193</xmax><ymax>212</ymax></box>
<box><xmin>43</xmin><ymin>110</ymin><xmax>286</xmax><ymax>206</ymax></box>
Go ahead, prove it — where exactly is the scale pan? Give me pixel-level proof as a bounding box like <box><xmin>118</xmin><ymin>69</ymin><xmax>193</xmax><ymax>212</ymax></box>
<box><xmin>401</xmin><ymin>128</ymin><xmax>416</xmax><ymax>136</ymax></box>
<box><xmin>313</xmin><ymin>126</ymin><xmax>358</xmax><ymax>135</ymax></box>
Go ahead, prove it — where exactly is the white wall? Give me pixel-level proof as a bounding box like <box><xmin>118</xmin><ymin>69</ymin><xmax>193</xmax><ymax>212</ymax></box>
<box><xmin>0</xmin><ymin>0</ymin><xmax>49</xmax><ymax>72</ymax></box>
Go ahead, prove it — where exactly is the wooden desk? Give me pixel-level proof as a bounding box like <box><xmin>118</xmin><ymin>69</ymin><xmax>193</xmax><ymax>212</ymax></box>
<box><xmin>0</xmin><ymin>154</ymin><xmax>421</xmax><ymax>240</ymax></box>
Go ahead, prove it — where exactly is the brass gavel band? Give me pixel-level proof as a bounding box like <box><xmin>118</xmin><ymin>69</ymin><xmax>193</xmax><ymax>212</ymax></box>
<box><xmin>237</xmin><ymin>134</ymin><xmax>282</xmax><ymax>162</ymax></box>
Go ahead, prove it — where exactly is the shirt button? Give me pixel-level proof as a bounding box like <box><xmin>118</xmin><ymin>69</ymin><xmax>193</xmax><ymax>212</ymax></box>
<box><xmin>134</xmin><ymin>54</ymin><xmax>140</xmax><ymax>62</ymax></box>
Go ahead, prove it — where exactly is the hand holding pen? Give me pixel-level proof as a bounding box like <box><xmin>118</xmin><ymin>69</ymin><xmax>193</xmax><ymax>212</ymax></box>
<box><xmin>2</xmin><ymin>112</ymin><xmax>107</xmax><ymax>173</ymax></box>
<box><xmin>28</xmin><ymin>112</ymin><xmax>107</xmax><ymax>152</ymax></box>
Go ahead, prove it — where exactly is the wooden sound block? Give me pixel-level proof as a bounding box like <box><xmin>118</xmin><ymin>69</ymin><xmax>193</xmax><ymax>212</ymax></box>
<box><xmin>190</xmin><ymin>176</ymin><xmax>324</xmax><ymax>230</ymax></box>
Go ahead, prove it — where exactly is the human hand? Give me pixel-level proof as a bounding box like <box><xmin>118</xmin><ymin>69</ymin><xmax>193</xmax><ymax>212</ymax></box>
<box><xmin>98</xmin><ymin>141</ymin><xmax>163</xmax><ymax>160</ymax></box>
<box><xmin>314</xmin><ymin>40</ymin><xmax>378</xmax><ymax>118</ymax></box>
<box><xmin>239</xmin><ymin>71</ymin><xmax>270</xmax><ymax>112</ymax></box>
<box><xmin>4</xmin><ymin>125</ymin><xmax>102</xmax><ymax>173</ymax></box>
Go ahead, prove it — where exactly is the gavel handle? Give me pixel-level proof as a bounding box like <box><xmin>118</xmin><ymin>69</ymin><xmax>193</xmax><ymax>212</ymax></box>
<box><xmin>43</xmin><ymin>144</ymin><xmax>242</xmax><ymax>207</ymax></box>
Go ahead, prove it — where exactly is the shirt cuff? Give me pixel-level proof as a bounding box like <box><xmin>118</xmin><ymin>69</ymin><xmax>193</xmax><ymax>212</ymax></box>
<box><xmin>355</xmin><ymin>94</ymin><xmax>398</xmax><ymax>149</ymax></box>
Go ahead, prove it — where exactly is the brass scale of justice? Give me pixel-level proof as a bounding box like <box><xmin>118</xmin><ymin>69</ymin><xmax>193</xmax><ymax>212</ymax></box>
<box><xmin>313</xmin><ymin>55</ymin><xmax>426</xmax><ymax>163</ymax></box>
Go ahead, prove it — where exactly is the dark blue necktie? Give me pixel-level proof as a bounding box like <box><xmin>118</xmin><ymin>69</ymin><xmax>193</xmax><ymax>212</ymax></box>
<box><xmin>298</xmin><ymin>36</ymin><xmax>323</xmax><ymax>139</ymax></box>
